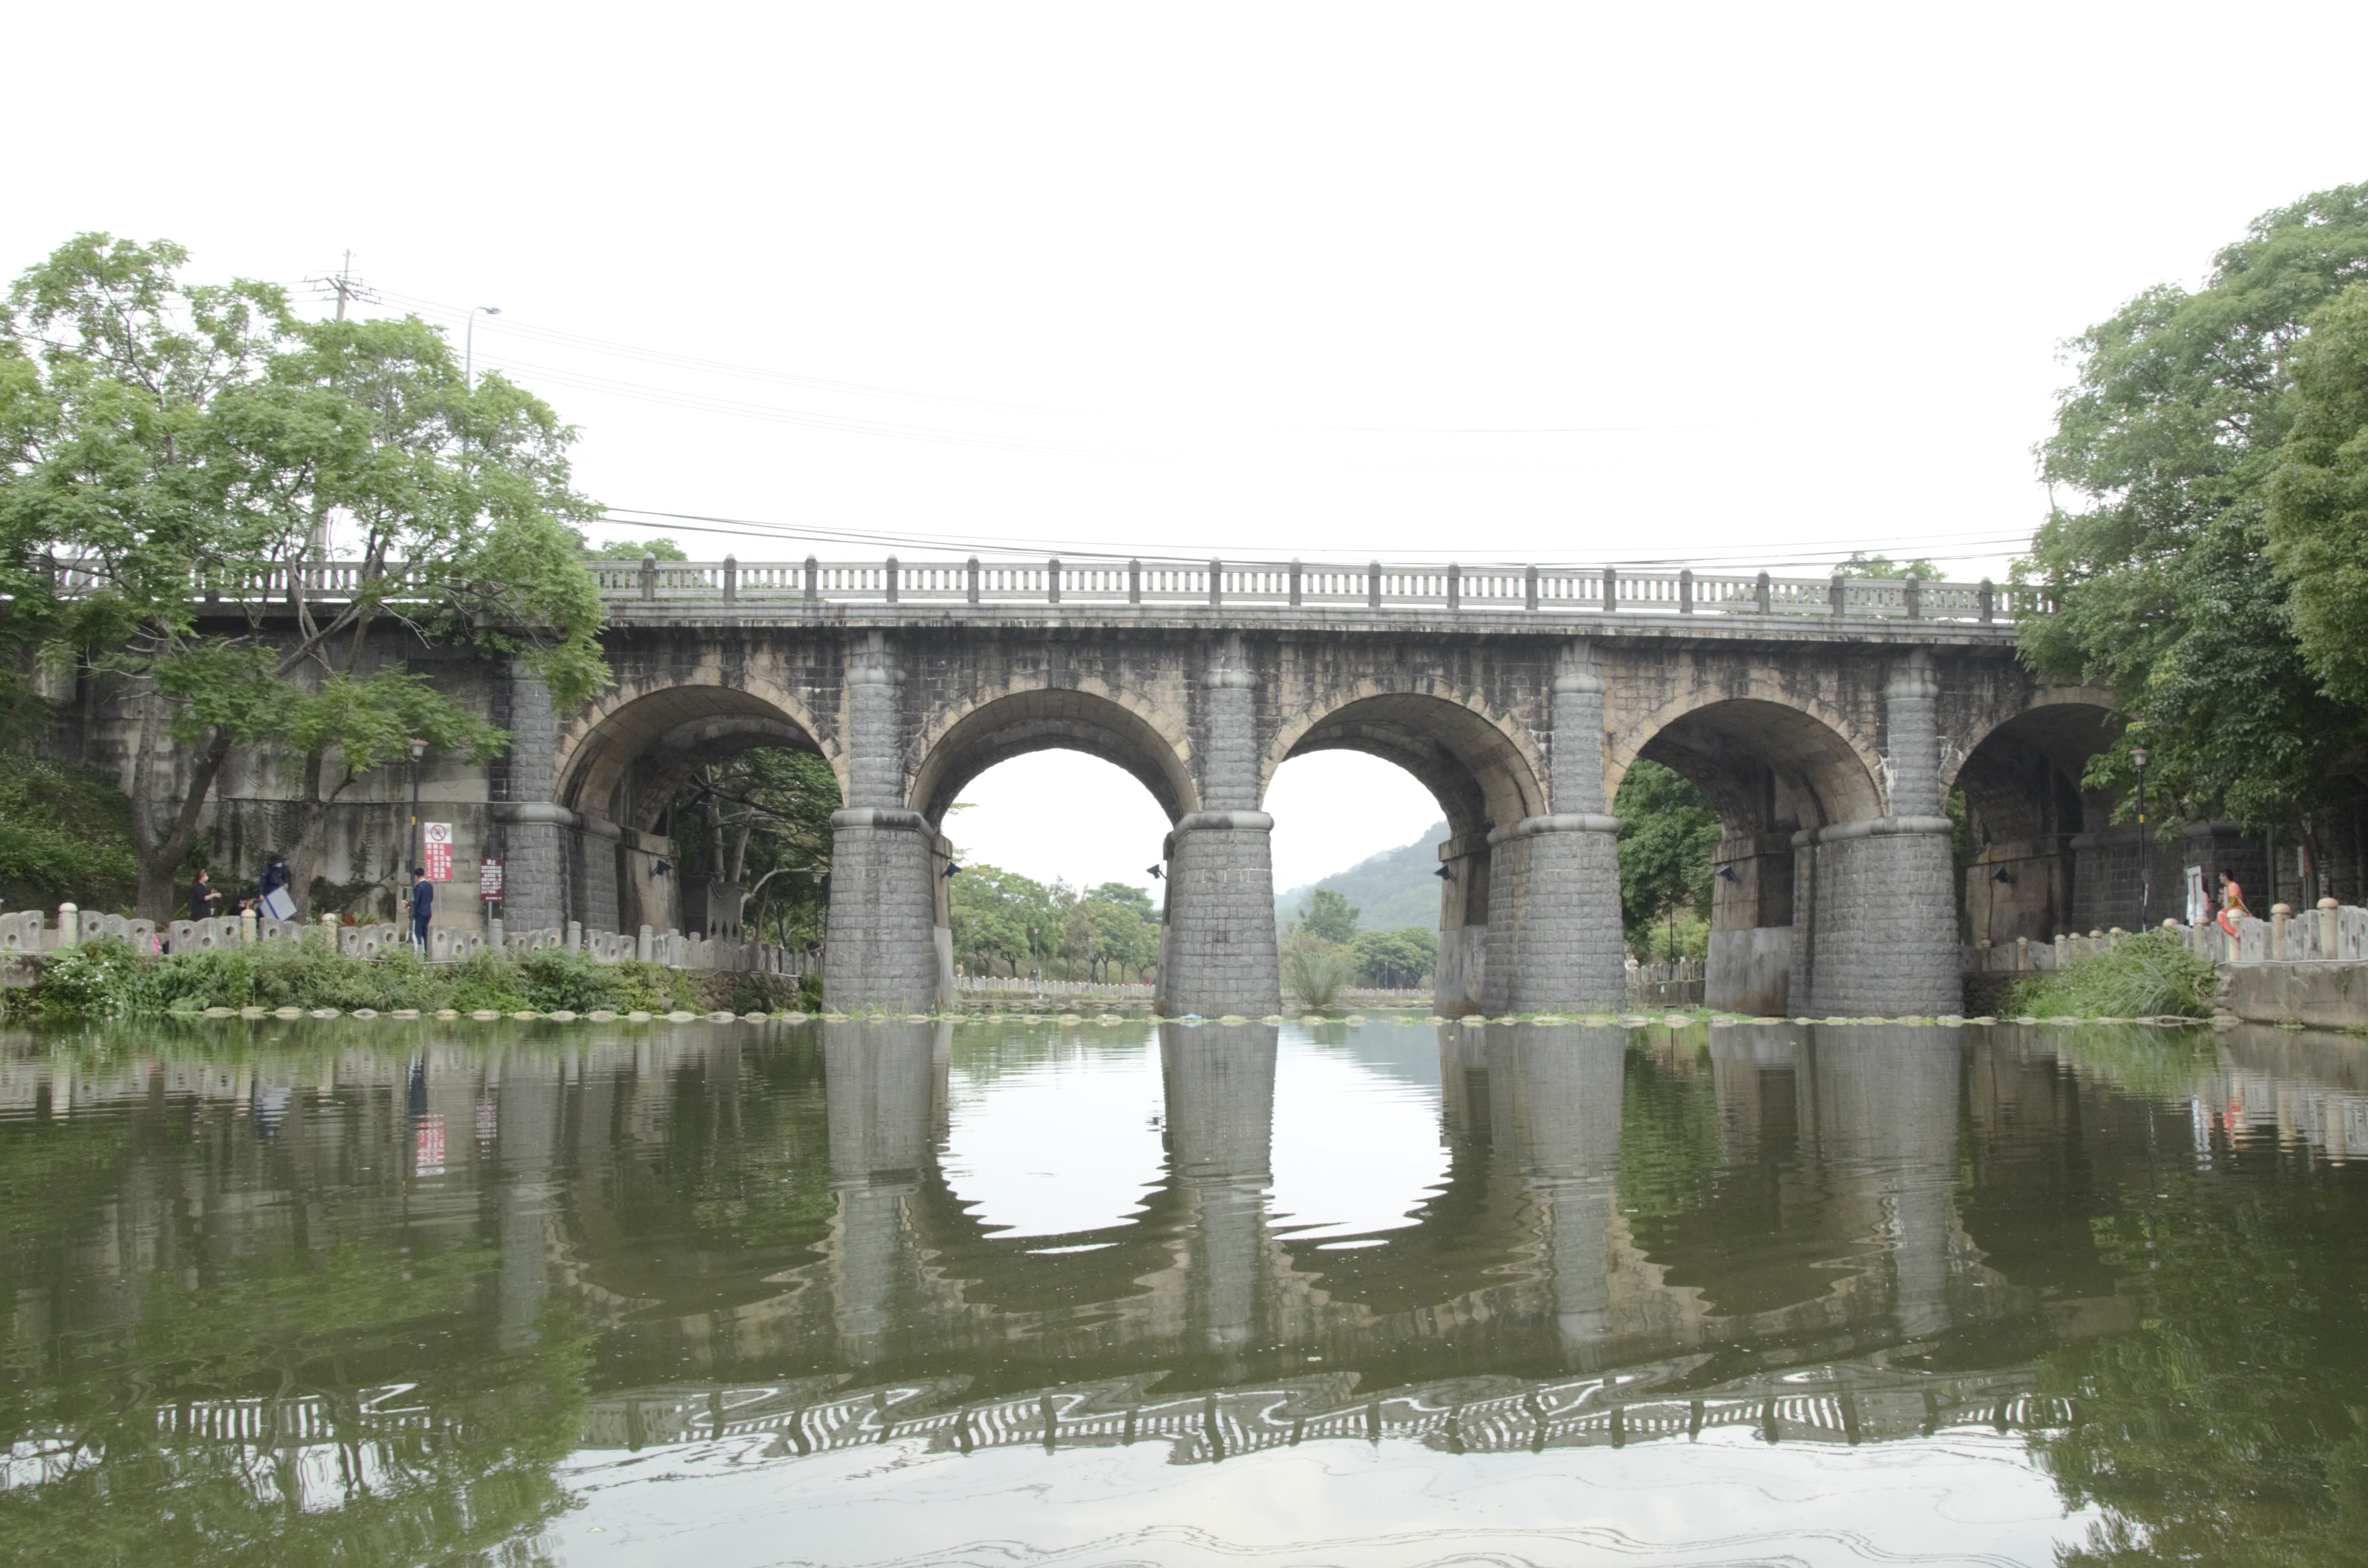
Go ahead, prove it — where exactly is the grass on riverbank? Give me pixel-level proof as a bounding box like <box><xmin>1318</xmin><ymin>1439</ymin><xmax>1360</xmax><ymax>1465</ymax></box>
<box><xmin>6</xmin><ymin>939</ymin><xmax>819</xmax><ymax>1021</ymax></box>
<box><xmin>2011</xmin><ymin>930</ymin><xmax>2219</xmax><ymax>1019</ymax></box>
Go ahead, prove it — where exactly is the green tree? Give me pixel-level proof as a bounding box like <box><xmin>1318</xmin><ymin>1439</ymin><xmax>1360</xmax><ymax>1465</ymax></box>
<box><xmin>2020</xmin><ymin>183</ymin><xmax>2368</xmax><ymax>874</ymax></box>
<box><xmin>2266</xmin><ymin>283</ymin><xmax>2368</xmax><ymax>709</ymax></box>
<box><xmin>1298</xmin><ymin>886</ymin><xmax>1360</xmax><ymax>943</ymax></box>
<box><xmin>1614</xmin><ymin>759</ymin><xmax>1720</xmax><ymax>959</ymax></box>
<box><xmin>947</xmin><ymin>863</ymin><xmax>1060</xmax><ymax>976</ymax></box>
<box><xmin>0</xmin><ymin>234</ymin><xmax>609</xmax><ymax>919</ymax></box>
<box><xmin>666</xmin><ymin>747</ymin><xmax>840</xmax><ymax>944</ymax></box>
<box><xmin>1350</xmin><ymin>925</ymin><xmax>1436</xmax><ymax>988</ymax></box>
<box><xmin>1835</xmin><ymin>550</ymin><xmax>1939</xmax><ymax>578</ymax></box>
<box><xmin>590</xmin><ymin>534</ymin><xmax>688</xmax><ymax>560</ymax></box>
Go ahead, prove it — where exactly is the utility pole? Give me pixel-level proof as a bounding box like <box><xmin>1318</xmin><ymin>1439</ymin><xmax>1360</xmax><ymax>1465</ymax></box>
<box><xmin>332</xmin><ymin>250</ymin><xmax>354</xmax><ymax>320</ymax></box>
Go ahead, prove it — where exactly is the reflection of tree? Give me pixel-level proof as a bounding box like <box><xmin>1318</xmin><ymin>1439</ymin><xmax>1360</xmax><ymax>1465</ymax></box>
<box><xmin>0</xmin><ymin>1035</ymin><xmax>592</xmax><ymax>1567</ymax></box>
<box><xmin>2036</xmin><ymin>1178</ymin><xmax>2368</xmax><ymax>1568</ymax></box>
<box><xmin>0</xmin><ymin>1251</ymin><xmax>592</xmax><ymax>1566</ymax></box>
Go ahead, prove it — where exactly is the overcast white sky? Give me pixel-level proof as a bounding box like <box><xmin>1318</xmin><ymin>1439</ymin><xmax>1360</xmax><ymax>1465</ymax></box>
<box><xmin>12</xmin><ymin>1</ymin><xmax>2365</xmax><ymax>896</ymax></box>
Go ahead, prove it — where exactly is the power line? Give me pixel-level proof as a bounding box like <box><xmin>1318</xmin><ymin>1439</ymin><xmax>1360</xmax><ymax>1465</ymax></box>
<box><xmin>596</xmin><ymin>506</ymin><xmax>2035</xmax><ymax>569</ymax></box>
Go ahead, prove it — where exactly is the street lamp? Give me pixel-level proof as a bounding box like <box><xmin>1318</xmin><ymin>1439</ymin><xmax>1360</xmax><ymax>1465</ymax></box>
<box><xmin>409</xmin><ymin>738</ymin><xmax>428</xmax><ymax>879</ymax></box>
<box><xmin>462</xmin><ymin>305</ymin><xmax>501</xmax><ymax>390</ymax></box>
<box><xmin>2130</xmin><ymin>745</ymin><xmax>2151</xmax><ymax>925</ymax></box>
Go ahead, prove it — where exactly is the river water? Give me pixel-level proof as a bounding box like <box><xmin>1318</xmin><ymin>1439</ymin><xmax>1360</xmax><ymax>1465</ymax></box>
<box><xmin>3</xmin><ymin>1015</ymin><xmax>2364</xmax><ymax>1568</ymax></box>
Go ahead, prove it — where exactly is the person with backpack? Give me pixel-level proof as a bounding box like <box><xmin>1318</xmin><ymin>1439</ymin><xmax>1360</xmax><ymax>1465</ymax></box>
<box><xmin>257</xmin><ymin>853</ymin><xmax>296</xmax><ymax>921</ymax></box>
<box><xmin>408</xmin><ymin>867</ymin><xmax>435</xmax><ymax>951</ymax></box>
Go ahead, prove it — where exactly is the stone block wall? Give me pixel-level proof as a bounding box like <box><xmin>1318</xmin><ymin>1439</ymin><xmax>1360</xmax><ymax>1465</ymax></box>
<box><xmin>1793</xmin><ymin>821</ymin><xmax>1960</xmax><ymax>1015</ymax></box>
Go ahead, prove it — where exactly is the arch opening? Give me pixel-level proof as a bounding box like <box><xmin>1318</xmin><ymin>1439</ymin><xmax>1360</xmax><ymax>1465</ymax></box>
<box><xmin>909</xmin><ymin>688</ymin><xmax>1197</xmax><ymax>829</ymax></box>
<box><xmin>554</xmin><ymin>684</ymin><xmax>839</xmax><ymax>945</ymax></box>
<box><xmin>1624</xmin><ymin>698</ymin><xmax>1887</xmax><ymax>1015</ymax></box>
<box><xmin>1950</xmin><ymin>702</ymin><xmax>2119</xmax><ymax>945</ymax></box>
<box><xmin>1266</xmin><ymin>693</ymin><xmax>1549</xmax><ymax>1014</ymax></box>
<box><xmin>911</xmin><ymin>690</ymin><xmax>1189</xmax><ymax>989</ymax></box>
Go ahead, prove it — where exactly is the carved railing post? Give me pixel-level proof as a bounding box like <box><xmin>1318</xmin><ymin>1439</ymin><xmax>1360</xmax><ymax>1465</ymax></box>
<box><xmin>1601</xmin><ymin>565</ymin><xmax>1617</xmax><ymax>612</ymax></box>
<box><xmin>1209</xmin><ymin>558</ymin><xmax>1223</xmax><ymax>608</ymax></box>
<box><xmin>1128</xmin><ymin>558</ymin><xmax>1142</xmax><ymax>605</ymax></box>
<box><xmin>640</xmin><ymin>554</ymin><xmax>656</xmax><ymax>601</ymax></box>
<box><xmin>804</xmin><ymin>556</ymin><xmax>819</xmax><ymax>603</ymax></box>
<box><xmin>1048</xmin><ymin>557</ymin><xmax>1061</xmax><ymax>605</ymax></box>
<box><xmin>1756</xmin><ymin>570</ymin><xmax>1771</xmax><ymax>613</ymax></box>
<box><xmin>722</xmin><ymin>554</ymin><xmax>738</xmax><ymax>603</ymax></box>
<box><xmin>1367</xmin><ymin>561</ymin><xmax>1382</xmax><ymax>608</ymax></box>
<box><xmin>1446</xmin><ymin>563</ymin><xmax>1461</xmax><ymax>611</ymax></box>
<box><xmin>1524</xmin><ymin>564</ymin><xmax>1538</xmax><ymax>610</ymax></box>
<box><xmin>1978</xmin><ymin>577</ymin><xmax>1994</xmax><ymax>622</ymax></box>
<box><xmin>1679</xmin><ymin>568</ymin><xmax>1694</xmax><ymax>613</ymax></box>
<box><xmin>967</xmin><ymin>556</ymin><xmax>981</xmax><ymax>605</ymax></box>
<box><xmin>1829</xmin><ymin>573</ymin><xmax>1846</xmax><ymax>617</ymax></box>
<box><xmin>1288</xmin><ymin>559</ymin><xmax>1302</xmax><ymax>607</ymax></box>
<box><xmin>884</xmin><ymin>556</ymin><xmax>899</xmax><ymax>605</ymax></box>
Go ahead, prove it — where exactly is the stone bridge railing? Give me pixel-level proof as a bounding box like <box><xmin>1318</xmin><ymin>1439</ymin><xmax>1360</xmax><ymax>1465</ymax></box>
<box><xmin>1968</xmin><ymin>901</ymin><xmax>2368</xmax><ymax>975</ymax></box>
<box><xmin>59</xmin><ymin>552</ymin><xmax>2048</xmax><ymax>622</ymax></box>
<box><xmin>586</xmin><ymin>556</ymin><xmax>2046</xmax><ymax>621</ymax></box>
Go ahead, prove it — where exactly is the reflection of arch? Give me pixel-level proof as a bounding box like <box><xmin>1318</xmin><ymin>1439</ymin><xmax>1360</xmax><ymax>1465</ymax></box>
<box><xmin>907</xmin><ymin>684</ymin><xmax>1198</xmax><ymax>826</ymax></box>
<box><xmin>556</xmin><ymin>679</ymin><xmax>833</xmax><ymax>826</ymax></box>
<box><xmin>1614</xmin><ymin>694</ymin><xmax>1883</xmax><ymax>829</ymax></box>
<box><xmin>1263</xmin><ymin>686</ymin><xmax>1548</xmax><ymax>836</ymax></box>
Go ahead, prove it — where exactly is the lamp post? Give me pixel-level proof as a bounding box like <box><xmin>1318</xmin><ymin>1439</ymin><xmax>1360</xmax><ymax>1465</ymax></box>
<box><xmin>462</xmin><ymin>305</ymin><xmax>501</xmax><ymax>390</ymax></box>
<box><xmin>408</xmin><ymin>738</ymin><xmax>428</xmax><ymax>876</ymax></box>
<box><xmin>2131</xmin><ymin>745</ymin><xmax>2151</xmax><ymax>925</ymax></box>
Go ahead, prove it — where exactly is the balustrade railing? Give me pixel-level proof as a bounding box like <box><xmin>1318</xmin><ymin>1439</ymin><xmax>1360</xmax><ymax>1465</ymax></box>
<box><xmin>48</xmin><ymin>553</ymin><xmax>2048</xmax><ymax>622</ymax></box>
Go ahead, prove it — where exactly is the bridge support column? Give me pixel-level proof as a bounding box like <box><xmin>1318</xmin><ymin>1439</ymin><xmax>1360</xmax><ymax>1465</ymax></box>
<box><xmin>1791</xmin><ymin>656</ymin><xmax>1959</xmax><ymax>1015</ymax></box>
<box><xmin>577</xmin><ymin>813</ymin><xmax>622</xmax><ymax>934</ymax></box>
<box><xmin>1433</xmin><ymin>830</ymin><xmax>1490</xmax><ymax>1015</ymax></box>
<box><xmin>826</xmin><ymin>635</ymin><xmax>940</xmax><ymax>1012</ymax></box>
<box><xmin>1485</xmin><ymin>648</ymin><xmax>1627</xmax><ymax>1014</ymax></box>
<box><xmin>492</xmin><ymin>660</ymin><xmax>566</xmax><ymax>935</ymax></box>
<box><xmin>1160</xmin><ymin>813</ymin><xmax>1281</xmax><ymax>1016</ymax></box>
<box><xmin>1161</xmin><ymin>638</ymin><xmax>1279</xmax><ymax>1016</ymax></box>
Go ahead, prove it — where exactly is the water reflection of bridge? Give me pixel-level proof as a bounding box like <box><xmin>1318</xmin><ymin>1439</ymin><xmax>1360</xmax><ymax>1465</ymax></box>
<box><xmin>575</xmin><ymin>1364</ymin><xmax>2072</xmax><ymax>1465</ymax></box>
<box><xmin>38</xmin><ymin>1013</ymin><xmax>2362</xmax><ymax>1516</ymax></box>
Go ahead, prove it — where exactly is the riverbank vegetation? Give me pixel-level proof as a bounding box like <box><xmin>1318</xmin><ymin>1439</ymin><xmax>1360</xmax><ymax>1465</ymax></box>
<box><xmin>2012</xmin><ymin>931</ymin><xmax>2219</xmax><ymax>1019</ymax></box>
<box><xmin>5</xmin><ymin>939</ymin><xmax>813</xmax><ymax>1021</ymax></box>
<box><xmin>2023</xmin><ymin>181</ymin><xmax>2368</xmax><ymax>877</ymax></box>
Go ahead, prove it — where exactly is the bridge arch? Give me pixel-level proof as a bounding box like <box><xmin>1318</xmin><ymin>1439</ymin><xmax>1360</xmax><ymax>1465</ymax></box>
<box><xmin>1614</xmin><ymin>695</ymin><xmax>1886</xmax><ymax>1015</ymax></box>
<box><xmin>906</xmin><ymin>681</ymin><xmax>1198</xmax><ymax>827</ymax></box>
<box><xmin>1260</xmin><ymin>686</ymin><xmax>1549</xmax><ymax>1013</ymax></box>
<box><xmin>552</xmin><ymin>677</ymin><xmax>838</xmax><ymax>941</ymax></box>
<box><xmin>1263</xmin><ymin>685</ymin><xmax>1549</xmax><ymax>836</ymax></box>
<box><xmin>1946</xmin><ymin>690</ymin><xmax>2124</xmax><ymax>943</ymax></box>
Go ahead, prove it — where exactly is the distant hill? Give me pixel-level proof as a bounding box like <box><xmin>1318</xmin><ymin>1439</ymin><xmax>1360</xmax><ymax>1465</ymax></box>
<box><xmin>1275</xmin><ymin>820</ymin><xmax>1449</xmax><ymax>935</ymax></box>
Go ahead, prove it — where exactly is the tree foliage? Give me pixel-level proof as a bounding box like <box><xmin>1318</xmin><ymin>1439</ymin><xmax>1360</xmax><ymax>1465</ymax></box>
<box><xmin>0</xmin><ymin>234</ymin><xmax>609</xmax><ymax>917</ymax></box>
<box><xmin>1296</xmin><ymin>887</ymin><xmax>1360</xmax><ymax>943</ymax></box>
<box><xmin>665</xmin><ymin>747</ymin><xmax>839</xmax><ymax>943</ymax></box>
<box><xmin>948</xmin><ymin>863</ymin><xmax>1159</xmax><ymax>981</ymax></box>
<box><xmin>0</xmin><ymin>751</ymin><xmax>136</xmax><ymax>909</ymax></box>
<box><xmin>589</xmin><ymin>534</ymin><xmax>688</xmax><ymax>560</ymax></box>
<box><xmin>1349</xmin><ymin>925</ymin><xmax>1435</xmax><ymax>988</ymax></box>
<box><xmin>1615</xmin><ymin>759</ymin><xmax>1719</xmax><ymax>956</ymax></box>
<box><xmin>2266</xmin><ymin>283</ymin><xmax>2368</xmax><ymax>709</ymax></box>
<box><xmin>2020</xmin><ymin>183</ymin><xmax>2368</xmax><ymax>853</ymax></box>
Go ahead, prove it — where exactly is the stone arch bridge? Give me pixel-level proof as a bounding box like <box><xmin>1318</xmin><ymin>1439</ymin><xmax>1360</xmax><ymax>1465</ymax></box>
<box><xmin>465</xmin><ymin>557</ymin><xmax>2109</xmax><ymax>1016</ymax></box>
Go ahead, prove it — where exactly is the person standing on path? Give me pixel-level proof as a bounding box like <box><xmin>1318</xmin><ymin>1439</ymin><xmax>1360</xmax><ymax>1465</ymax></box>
<box><xmin>408</xmin><ymin>867</ymin><xmax>435</xmax><ymax>951</ymax></box>
<box><xmin>2216</xmin><ymin>870</ymin><xmax>2250</xmax><ymax>938</ymax></box>
<box><xmin>191</xmin><ymin>867</ymin><xmax>221</xmax><ymax>921</ymax></box>
<box><xmin>257</xmin><ymin>853</ymin><xmax>294</xmax><ymax>920</ymax></box>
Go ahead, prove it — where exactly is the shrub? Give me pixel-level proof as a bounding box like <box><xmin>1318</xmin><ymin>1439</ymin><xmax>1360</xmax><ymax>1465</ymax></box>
<box><xmin>1282</xmin><ymin>935</ymin><xmax>1353</xmax><ymax>1011</ymax></box>
<box><xmin>15</xmin><ymin>937</ymin><xmax>146</xmax><ymax>1018</ymax></box>
<box><xmin>2012</xmin><ymin>931</ymin><xmax>2219</xmax><ymax>1018</ymax></box>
